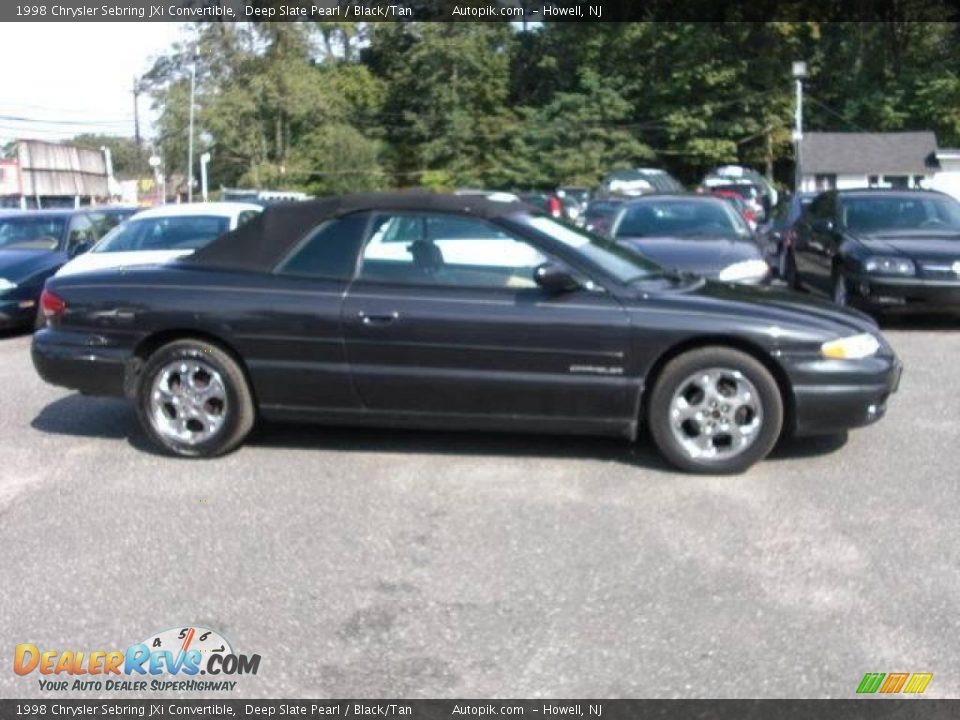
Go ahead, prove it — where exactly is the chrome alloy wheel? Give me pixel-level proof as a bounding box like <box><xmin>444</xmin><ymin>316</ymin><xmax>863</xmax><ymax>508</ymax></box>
<box><xmin>668</xmin><ymin>367</ymin><xmax>764</xmax><ymax>461</ymax></box>
<box><xmin>149</xmin><ymin>360</ymin><xmax>228</xmax><ymax>445</ymax></box>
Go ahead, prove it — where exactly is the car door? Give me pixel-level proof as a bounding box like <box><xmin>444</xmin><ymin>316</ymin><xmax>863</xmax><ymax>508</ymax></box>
<box><xmin>794</xmin><ymin>193</ymin><xmax>837</xmax><ymax>293</ymax></box>
<box><xmin>237</xmin><ymin>212</ymin><xmax>372</xmax><ymax>414</ymax></box>
<box><xmin>340</xmin><ymin>212</ymin><xmax>635</xmax><ymax>432</ymax></box>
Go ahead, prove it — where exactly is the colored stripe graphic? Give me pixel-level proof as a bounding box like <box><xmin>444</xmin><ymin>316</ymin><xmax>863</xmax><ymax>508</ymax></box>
<box><xmin>903</xmin><ymin>673</ymin><xmax>933</xmax><ymax>694</ymax></box>
<box><xmin>857</xmin><ymin>673</ymin><xmax>885</xmax><ymax>694</ymax></box>
<box><xmin>880</xmin><ymin>673</ymin><xmax>910</xmax><ymax>693</ymax></box>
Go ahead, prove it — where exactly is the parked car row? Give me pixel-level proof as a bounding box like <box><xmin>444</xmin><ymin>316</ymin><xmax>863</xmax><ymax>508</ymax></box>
<box><xmin>29</xmin><ymin>191</ymin><xmax>902</xmax><ymax>475</ymax></box>
<box><xmin>508</xmin><ymin>166</ymin><xmax>779</xmax><ymax>251</ymax></box>
<box><xmin>0</xmin><ymin>202</ymin><xmax>261</xmax><ymax>330</ymax></box>
<box><xmin>531</xmin><ymin>172</ymin><xmax>960</xmax><ymax>319</ymax></box>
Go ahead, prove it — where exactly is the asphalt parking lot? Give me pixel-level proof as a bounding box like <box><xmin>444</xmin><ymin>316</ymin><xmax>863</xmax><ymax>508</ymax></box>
<box><xmin>1</xmin><ymin>318</ymin><xmax>959</xmax><ymax>699</ymax></box>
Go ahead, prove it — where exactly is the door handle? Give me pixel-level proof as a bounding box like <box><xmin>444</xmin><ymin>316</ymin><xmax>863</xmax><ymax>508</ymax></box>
<box><xmin>358</xmin><ymin>311</ymin><xmax>399</xmax><ymax>326</ymax></box>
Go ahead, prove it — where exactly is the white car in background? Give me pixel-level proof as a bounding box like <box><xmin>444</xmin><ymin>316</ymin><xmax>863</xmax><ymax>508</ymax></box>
<box><xmin>56</xmin><ymin>202</ymin><xmax>262</xmax><ymax>278</ymax></box>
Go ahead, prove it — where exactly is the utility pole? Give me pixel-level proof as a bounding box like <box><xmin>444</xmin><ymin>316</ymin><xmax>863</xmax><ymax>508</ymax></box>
<box><xmin>765</xmin><ymin>125</ymin><xmax>774</xmax><ymax>182</ymax></box>
<box><xmin>792</xmin><ymin>61</ymin><xmax>807</xmax><ymax>194</ymax></box>
<box><xmin>200</xmin><ymin>152</ymin><xmax>210</xmax><ymax>203</ymax></box>
<box><xmin>132</xmin><ymin>76</ymin><xmax>142</xmax><ymax>149</ymax></box>
<box><xmin>187</xmin><ymin>53</ymin><xmax>196</xmax><ymax>203</ymax></box>
<box><xmin>149</xmin><ymin>155</ymin><xmax>165</xmax><ymax>205</ymax></box>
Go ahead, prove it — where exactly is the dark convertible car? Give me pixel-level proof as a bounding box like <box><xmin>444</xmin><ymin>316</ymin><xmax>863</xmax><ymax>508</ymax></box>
<box><xmin>32</xmin><ymin>193</ymin><xmax>901</xmax><ymax>474</ymax></box>
<box><xmin>787</xmin><ymin>189</ymin><xmax>960</xmax><ymax>312</ymax></box>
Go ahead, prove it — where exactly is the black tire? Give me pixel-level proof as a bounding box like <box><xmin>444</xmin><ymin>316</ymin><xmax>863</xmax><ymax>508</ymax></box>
<box><xmin>136</xmin><ymin>339</ymin><xmax>255</xmax><ymax>458</ymax></box>
<box><xmin>647</xmin><ymin>347</ymin><xmax>784</xmax><ymax>474</ymax></box>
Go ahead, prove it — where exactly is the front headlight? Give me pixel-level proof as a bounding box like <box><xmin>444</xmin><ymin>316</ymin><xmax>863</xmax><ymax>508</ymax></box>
<box><xmin>717</xmin><ymin>259</ymin><xmax>770</xmax><ymax>283</ymax></box>
<box><xmin>863</xmin><ymin>256</ymin><xmax>915</xmax><ymax>276</ymax></box>
<box><xmin>821</xmin><ymin>333</ymin><xmax>881</xmax><ymax>360</ymax></box>
<box><xmin>0</xmin><ymin>278</ymin><xmax>17</xmax><ymax>293</ymax></box>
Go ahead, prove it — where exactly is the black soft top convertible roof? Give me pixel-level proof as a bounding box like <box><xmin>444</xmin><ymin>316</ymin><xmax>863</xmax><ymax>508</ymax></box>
<box><xmin>183</xmin><ymin>191</ymin><xmax>527</xmax><ymax>272</ymax></box>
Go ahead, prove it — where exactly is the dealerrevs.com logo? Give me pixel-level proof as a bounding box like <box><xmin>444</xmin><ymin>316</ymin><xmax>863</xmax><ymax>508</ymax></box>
<box><xmin>14</xmin><ymin>626</ymin><xmax>261</xmax><ymax>692</ymax></box>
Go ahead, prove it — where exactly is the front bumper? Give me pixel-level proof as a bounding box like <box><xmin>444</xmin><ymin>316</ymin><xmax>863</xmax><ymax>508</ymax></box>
<box><xmin>847</xmin><ymin>274</ymin><xmax>960</xmax><ymax>310</ymax></box>
<box><xmin>783</xmin><ymin>350</ymin><xmax>902</xmax><ymax>436</ymax></box>
<box><xmin>32</xmin><ymin>328</ymin><xmax>129</xmax><ymax>397</ymax></box>
<box><xmin>0</xmin><ymin>296</ymin><xmax>37</xmax><ymax>329</ymax></box>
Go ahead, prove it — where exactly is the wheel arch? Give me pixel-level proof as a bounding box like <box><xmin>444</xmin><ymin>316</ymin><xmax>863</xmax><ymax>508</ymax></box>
<box><xmin>125</xmin><ymin>328</ymin><xmax>258</xmax><ymax>410</ymax></box>
<box><xmin>640</xmin><ymin>335</ymin><xmax>796</xmax><ymax>439</ymax></box>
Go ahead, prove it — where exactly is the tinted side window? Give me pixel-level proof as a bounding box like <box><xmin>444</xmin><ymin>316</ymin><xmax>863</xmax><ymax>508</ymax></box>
<box><xmin>67</xmin><ymin>215</ymin><xmax>96</xmax><ymax>253</ymax></box>
<box><xmin>806</xmin><ymin>196</ymin><xmax>822</xmax><ymax>219</ymax></box>
<box><xmin>806</xmin><ymin>195</ymin><xmax>828</xmax><ymax>223</ymax></box>
<box><xmin>822</xmin><ymin>194</ymin><xmax>837</xmax><ymax>222</ymax></box>
<box><xmin>237</xmin><ymin>210</ymin><xmax>260</xmax><ymax>228</ymax></box>
<box><xmin>276</xmin><ymin>212</ymin><xmax>369</xmax><ymax>280</ymax></box>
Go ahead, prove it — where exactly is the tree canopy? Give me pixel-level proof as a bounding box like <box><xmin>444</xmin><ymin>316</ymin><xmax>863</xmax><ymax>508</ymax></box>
<box><xmin>130</xmin><ymin>20</ymin><xmax>960</xmax><ymax>194</ymax></box>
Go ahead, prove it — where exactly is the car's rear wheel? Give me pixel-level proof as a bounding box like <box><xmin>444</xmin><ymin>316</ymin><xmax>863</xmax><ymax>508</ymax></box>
<box><xmin>647</xmin><ymin>347</ymin><xmax>784</xmax><ymax>474</ymax></box>
<box><xmin>136</xmin><ymin>339</ymin><xmax>255</xmax><ymax>457</ymax></box>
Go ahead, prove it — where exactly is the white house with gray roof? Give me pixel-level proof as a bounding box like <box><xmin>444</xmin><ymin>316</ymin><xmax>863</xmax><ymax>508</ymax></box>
<box><xmin>798</xmin><ymin>131</ymin><xmax>941</xmax><ymax>194</ymax></box>
<box><xmin>929</xmin><ymin>147</ymin><xmax>960</xmax><ymax>201</ymax></box>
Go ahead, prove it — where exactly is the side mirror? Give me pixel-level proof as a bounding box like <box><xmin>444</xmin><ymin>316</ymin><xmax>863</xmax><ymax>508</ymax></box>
<box><xmin>534</xmin><ymin>261</ymin><xmax>581</xmax><ymax>293</ymax></box>
<box><xmin>812</xmin><ymin>219</ymin><xmax>835</xmax><ymax>233</ymax></box>
<box><xmin>70</xmin><ymin>240</ymin><xmax>92</xmax><ymax>257</ymax></box>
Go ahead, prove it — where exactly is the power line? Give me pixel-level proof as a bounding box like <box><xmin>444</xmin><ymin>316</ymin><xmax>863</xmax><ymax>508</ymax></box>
<box><xmin>0</xmin><ymin>114</ymin><xmax>135</xmax><ymax>126</ymax></box>
<box><xmin>0</xmin><ymin>100</ymin><xmax>134</xmax><ymax>115</ymax></box>
<box><xmin>804</xmin><ymin>94</ymin><xmax>870</xmax><ymax>132</ymax></box>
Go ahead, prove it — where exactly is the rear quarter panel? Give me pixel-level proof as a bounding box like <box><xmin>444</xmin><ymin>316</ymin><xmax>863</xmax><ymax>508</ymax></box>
<box><xmin>44</xmin><ymin>266</ymin><xmax>358</xmax><ymax>411</ymax></box>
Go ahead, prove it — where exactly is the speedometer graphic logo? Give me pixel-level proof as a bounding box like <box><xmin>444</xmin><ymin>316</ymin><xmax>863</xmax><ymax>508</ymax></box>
<box><xmin>142</xmin><ymin>626</ymin><xmax>234</xmax><ymax>665</ymax></box>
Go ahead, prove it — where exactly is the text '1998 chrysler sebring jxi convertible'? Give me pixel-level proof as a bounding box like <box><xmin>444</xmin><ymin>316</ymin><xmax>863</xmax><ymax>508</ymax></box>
<box><xmin>31</xmin><ymin>193</ymin><xmax>903</xmax><ymax>474</ymax></box>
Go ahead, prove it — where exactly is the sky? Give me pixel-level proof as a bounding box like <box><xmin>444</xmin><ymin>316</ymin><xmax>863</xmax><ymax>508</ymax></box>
<box><xmin>0</xmin><ymin>23</ymin><xmax>186</xmax><ymax>146</ymax></box>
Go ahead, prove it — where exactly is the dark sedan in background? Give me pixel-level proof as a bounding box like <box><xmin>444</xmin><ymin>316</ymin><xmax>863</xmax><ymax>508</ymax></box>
<box><xmin>33</xmin><ymin>193</ymin><xmax>900</xmax><ymax>474</ymax></box>
<box><xmin>786</xmin><ymin>189</ymin><xmax>960</xmax><ymax>312</ymax></box>
<box><xmin>759</xmin><ymin>191</ymin><xmax>816</xmax><ymax>277</ymax></box>
<box><xmin>609</xmin><ymin>194</ymin><xmax>773</xmax><ymax>284</ymax></box>
<box><xmin>0</xmin><ymin>208</ymin><xmax>109</xmax><ymax>329</ymax></box>
<box><xmin>580</xmin><ymin>198</ymin><xmax>623</xmax><ymax>236</ymax></box>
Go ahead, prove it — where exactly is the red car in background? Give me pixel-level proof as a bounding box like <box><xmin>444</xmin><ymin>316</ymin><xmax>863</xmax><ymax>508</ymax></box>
<box><xmin>519</xmin><ymin>192</ymin><xmax>565</xmax><ymax>218</ymax></box>
<box><xmin>709</xmin><ymin>189</ymin><xmax>759</xmax><ymax>230</ymax></box>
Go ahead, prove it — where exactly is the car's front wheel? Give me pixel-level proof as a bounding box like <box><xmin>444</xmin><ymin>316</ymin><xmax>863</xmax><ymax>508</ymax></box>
<box><xmin>647</xmin><ymin>347</ymin><xmax>784</xmax><ymax>474</ymax></box>
<box><xmin>136</xmin><ymin>339</ymin><xmax>255</xmax><ymax>457</ymax></box>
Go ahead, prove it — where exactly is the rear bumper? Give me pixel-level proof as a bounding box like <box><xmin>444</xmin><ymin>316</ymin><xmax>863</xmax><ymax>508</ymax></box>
<box><xmin>783</xmin><ymin>351</ymin><xmax>902</xmax><ymax>436</ymax></box>
<box><xmin>847</xmin><ymin>274</ymin><xmax>960</xmax><ymax>310</ymax></box>
<box><xmin>32</xmin><ymin>328</ymin><xmax>129</xmax><ymax>397</ymax></box>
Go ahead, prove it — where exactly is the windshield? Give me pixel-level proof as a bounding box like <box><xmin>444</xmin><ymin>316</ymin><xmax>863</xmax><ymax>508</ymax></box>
<box><xmin>613</xmin><ymin>199</ymin><xmax>752</xmax><ymax>239</ymax></box>
<box><xmin>585</xmin><ymin>201</ymin><xmax>622</xmax><ymax>219</ymax></box>
<box><xmin>95</xmin><ymin>215</ymin><xmax>231</xmax><ymax>253</ymax></box>
<box><xmin>840</xmin><ymin>195</ymin><xmax>960</xmax><ymax>234</ymax></box>
<box><xmin>89</xmin><ymin>209</ymin><xmax>136</xmax><ymax>237</ymax></box>
<box><xmin>0</xmin><ymin>216</ymin><xmax>66</xmax><ymax>251</ymax></box>
<box><xmin>511</xmin><ymin>214</ymin><xmax>661</xmax><ymax>283</ymax></box>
